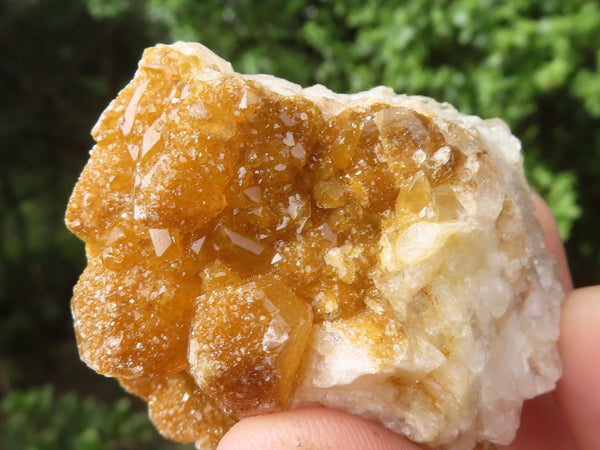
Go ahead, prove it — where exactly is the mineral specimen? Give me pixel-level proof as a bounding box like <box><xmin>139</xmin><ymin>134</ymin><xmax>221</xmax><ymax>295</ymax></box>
<box><xmin>65</xmin><ymin>42</ymin><xmax>564</xmax><ymax>449</ymax></box>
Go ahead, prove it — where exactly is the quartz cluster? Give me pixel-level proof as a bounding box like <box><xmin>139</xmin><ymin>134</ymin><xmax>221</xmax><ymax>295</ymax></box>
<box><xmin>66</xmin><ymin>42</ymin><xmax>564</xmax><ymax>449</ymax></box>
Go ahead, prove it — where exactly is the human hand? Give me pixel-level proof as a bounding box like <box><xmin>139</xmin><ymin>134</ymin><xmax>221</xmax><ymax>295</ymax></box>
<box><xmin>217</xmin><ymin>196</ymin><xmax>599</xmax><ymax>450</ymax></box>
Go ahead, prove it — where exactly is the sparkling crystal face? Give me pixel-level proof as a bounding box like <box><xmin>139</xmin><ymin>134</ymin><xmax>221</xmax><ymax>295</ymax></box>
<box><xmin>66</xmin><ymin>42</ymin><xmax>563</xmax><ymax>449</ymax></box>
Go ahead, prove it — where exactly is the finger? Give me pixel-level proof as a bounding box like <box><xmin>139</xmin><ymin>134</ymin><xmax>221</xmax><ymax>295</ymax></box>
<box><xmin>533</xmin><ymin>194</ymin><xmax>573</xmax><ymax>293</ymax></box>
<box><xmin>554</xmin><ymin>286</ymin><xmax>600</xmax><ymax>449</ymax></box>
<box><xmin>217</xmin><ymin>407</ymin><xmax>422</xmax><ymax>450</ymax></box>
<box><xmin>500</xmin><ymin>393</ymin><xmax>577</xmax><ymax>449</ymax></box>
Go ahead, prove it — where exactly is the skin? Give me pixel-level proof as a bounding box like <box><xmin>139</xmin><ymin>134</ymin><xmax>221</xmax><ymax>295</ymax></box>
<box><xmin>218</xmin><ymin>195</ymin><xmax>600</xmax><ymax>450</ymax></box>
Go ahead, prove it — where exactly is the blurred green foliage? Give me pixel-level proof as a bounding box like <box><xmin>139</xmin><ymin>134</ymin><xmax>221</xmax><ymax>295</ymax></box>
<box><xmin>0</xmin><ymin>0</ymin><xmax>174</xmax><ymax>447</ymax></box>
<box><xmin>0</xmin><ymin>0</ymin><xmax>163</xmax><ymax>386</ymax></box>
<box><xmin>0</xmin><ymin>385</ymin><xmax>183</xmax><ymax>449</ymax></box>
<box><xmin>1</xmin><ymin>0</ymin><xmax>599</xmax><ymax>448</ymax></box>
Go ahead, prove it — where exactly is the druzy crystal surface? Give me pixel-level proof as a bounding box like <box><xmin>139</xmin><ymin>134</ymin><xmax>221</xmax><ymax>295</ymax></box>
<box><xmin>66</xmin><ymin>42</ymin><xmax>564</xmax><ymax>449</ymax></box>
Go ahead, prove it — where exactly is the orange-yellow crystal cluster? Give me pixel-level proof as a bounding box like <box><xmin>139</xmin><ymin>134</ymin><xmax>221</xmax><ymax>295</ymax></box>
<box><xmin>66</xmin><ymin>43</ymin><xmax>563</xmax><ymax>449</ymax></box>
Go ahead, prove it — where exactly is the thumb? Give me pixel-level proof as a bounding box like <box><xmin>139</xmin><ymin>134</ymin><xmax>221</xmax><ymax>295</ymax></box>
<box><xmin>555</xmin><ymin>285</ymin><xmax>600</xmax><ymax>449</ymax></box>
<box><xmin>217</xmin><ymin>407</ymin><xmax>422</xmax><ymax>450</ymax></box>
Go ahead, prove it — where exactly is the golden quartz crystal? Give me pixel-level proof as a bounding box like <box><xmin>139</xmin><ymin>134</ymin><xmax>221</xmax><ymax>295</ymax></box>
<box><xmin>66</xmin><ymin>42</ymin><xmax>564</xmax><ymax>449</ymax></box>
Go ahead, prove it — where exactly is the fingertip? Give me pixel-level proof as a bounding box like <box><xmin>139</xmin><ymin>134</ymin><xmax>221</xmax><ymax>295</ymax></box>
<box><xmin>555</xmin><ymin>286</ymin><xmax>600</xmax><ymax>449</ymax></box>
<box><xmin>217</xmin><ymin>407</ymin><xmax>422</xmax><ymax>450</ymax></box>
<box><xmin>499</xmin><ymin>393</ymin><xmax>576</xmax><ymax>450</ymax></box>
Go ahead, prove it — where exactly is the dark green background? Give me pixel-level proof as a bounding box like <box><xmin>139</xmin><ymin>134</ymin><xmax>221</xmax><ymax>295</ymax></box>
<box><xmin>1</xmin><ymin>0</ymin><xmax>599</xmax><ymax>448</ymax></box>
